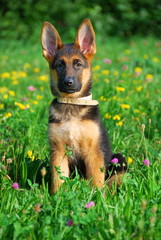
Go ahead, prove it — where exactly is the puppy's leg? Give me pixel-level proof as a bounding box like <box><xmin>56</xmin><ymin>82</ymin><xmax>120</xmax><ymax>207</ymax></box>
<box><xmin>85</xmin><ymin>149</ymin><xmax>105</xmax><ymax>188</ymax></box>
<box><xmin>50</xmin><ymin>146</ymin><xmax>69</xmax><ymax>195</ymax></box>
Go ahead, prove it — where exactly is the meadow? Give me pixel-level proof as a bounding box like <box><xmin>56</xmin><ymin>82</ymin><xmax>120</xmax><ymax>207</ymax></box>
<box><xmin>0</xmin><ymin>36</ymin><xmax>161</xmax><ymax>239</ymax></box>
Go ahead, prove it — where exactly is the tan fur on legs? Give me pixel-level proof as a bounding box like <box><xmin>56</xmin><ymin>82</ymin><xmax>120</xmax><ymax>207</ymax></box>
<box><xmin>50</xmin><ymin>148</ymin><xmax>69</xmax><ymax>195</ymax></box>
<box><xmin>84</xmin><ymin>150</ymin><xmax>105</xmax><ymax>188</ymax></box>
<box><xmin>106</xmin><ymin>172</ymin><xmax>126</xmax><ymax>188</ymax></box>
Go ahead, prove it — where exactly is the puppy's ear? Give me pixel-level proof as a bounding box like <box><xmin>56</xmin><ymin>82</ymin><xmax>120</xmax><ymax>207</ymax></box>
<box><xmin>41</xmin><ymin>22</ymin><xmax>63</xmax><ymax>62</ymax></box>
<box><xmin>74</xmin><ymin>19</ymin><xmax>96</xmax><ymax>58</ymax></box>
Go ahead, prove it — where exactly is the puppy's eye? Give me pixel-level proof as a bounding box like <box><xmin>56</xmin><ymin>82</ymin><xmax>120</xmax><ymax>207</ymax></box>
<box><xmin>56</xmin><ymin>60</ymin><xmax>65</xmax><ymax>69</ymax></box>
<box><xmin>74</xmin><ymin>59</ymin><xmax>83</xmax><ymax>68</ymax></box>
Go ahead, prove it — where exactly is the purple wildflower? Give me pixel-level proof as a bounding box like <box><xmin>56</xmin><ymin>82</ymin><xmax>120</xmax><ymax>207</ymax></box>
<box><xmin>67</xmin><ymin>219</ymin><xmax>73</xmax><ymax>226</ymax></box>
<box><xmin>122</xmin><ymin>64</ymin><xmax>128</xmax><ymax>71</ymax></box>
<box><xmin>1</xmin><ymin>166</ymin><xmax>6</xmax><ymax>171</ymax></box>
<box><xmin>12</xmin><ymin>182</ymin><xmax>19</xmax><ymax>189</ymax></box>
<box><xmin>143</xmin><ymin>159</ymin><xmax>150</xmax><ymax>166</ymax></box>
<box><xmin>104</xmin><ymin>58</ymin><xmax>112</xmax><ymax>64</ymax></box>
<box><xmin>21</xmin><ymin>97</ymin><xmax>28</xmax><ymax>101</ymax></box>
<box><xmin>27</xmin><ymin>86</ymin><xmax>37</xmax><ymax>91</ymax></box>
<box><xmin>111</xmin><ymin>158</ymin><xmax>119</xmax><ymax>164</ymax></box>
<box><xmin>85</xmin><ymin>201</ymin><xmax>95</xmax><ymax>209</ymax></box>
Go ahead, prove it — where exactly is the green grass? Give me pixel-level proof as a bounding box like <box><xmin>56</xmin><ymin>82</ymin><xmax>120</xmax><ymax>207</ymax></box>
<box><xmin>0</xmin><ymin>36</ymin><xmax>161</xmax><ymax>240</ymax></box>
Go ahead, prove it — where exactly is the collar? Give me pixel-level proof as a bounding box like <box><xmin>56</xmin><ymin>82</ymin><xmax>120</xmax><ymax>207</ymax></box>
<box><xmin>57</xmin><ymin>93</ymin><xmax>99</xmax><ymax>106</ymax></box>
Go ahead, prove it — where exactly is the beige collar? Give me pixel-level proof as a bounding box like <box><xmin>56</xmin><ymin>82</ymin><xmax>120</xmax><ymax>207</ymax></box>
<box><xmin>57</xmin><ymin>93</ymin><xmax>98</xmax><ymax>106</ymax></box>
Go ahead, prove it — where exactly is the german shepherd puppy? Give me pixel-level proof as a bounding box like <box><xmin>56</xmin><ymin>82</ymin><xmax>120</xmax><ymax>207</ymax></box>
<box><xmin>41</xmin><ymin>19</ymin><xmax>127</xmax><ymax>194</ymax></box>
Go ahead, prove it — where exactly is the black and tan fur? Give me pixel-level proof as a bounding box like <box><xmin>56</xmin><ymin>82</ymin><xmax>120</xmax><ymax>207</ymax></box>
<box><xmin>41</xmin><ymin>19</ymin><xmax>127</xmax><ymax>194</ymax></box>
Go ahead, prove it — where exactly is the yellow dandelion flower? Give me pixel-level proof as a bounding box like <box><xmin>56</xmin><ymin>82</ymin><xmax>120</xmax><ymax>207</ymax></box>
<box><xmin>100</xmin><ymin>96</ymin><xmax>106</xmax><ymax>101</ymax></box>
<box><xmin>93</xmin><ymin>65</ymin><xmax>101</xmax><ymax>71</ymax></box>
<box><xmin>38</xmin><ymin>75</ymin><xmax>48</xmax><ymax>81</ymax></box>
<box><xmin>102</xmin><ymin>70</ymin><xmax>110</xmax><ymax>75</ymax></box>
<box><xmin>15</xmin><ymin>102</ymin><xmax>29</xmax><ymax>110</ymax></box>
<box><xmin>134</xmin><ymin>109</ymin><xmax>140</xmax><ymax>113</ymax></box>
<box><xmin>1</xmin><ymin>72</ymin><xmax>10</xmax><ymax>78</ymax></box>
<box><xmin>27</xmin><ymin>150</ymin><xmax>35</xmax><ymax>161</ymax></box>
<box><xmin>113</xmin><ymin>70</ymin><xmax>119</xmax><ymax>76</ymax></box>
<box><xmin>135</xmin><ymin>86</ymin><xmax>142</xmax><ymax>92</ymax></box>
<box><xmin>3</xmin><ymin>94</ymin><xmax>8</xmax><ymax>99</ymax></box>
<box><xmin>0</xmin><ymin>103</ymin><xmax>5</xmax><ymax>109</ymax></box>
<box><xmin>19</xmin><ymin>71</ymin><xmax>27</xmax><ymax>78</ymax></box>
<box><xmin>31</xmin><ymin>100</ymin><xmax>38</xmax><ymax>105</ymax></box>
<box><xmin>152</xmin><ymin>57</ymin><xmax>160</xmax><ymax>63</ymax></box>
<box><xmin>4</xmin><ymin>112</ymin><xmax>12</xmax><ymax>118</ymax></box>
<box><xmin>27</xmin><ymin>150</ymin><xmax>33</xmax><ymax>158</ymax></box>
<box><xmin>111</xmin><ymin>96</ymin><xmax>117</xmax><ymax>100</ymax></box>
<box><xmin>33</xmin><ymin>67</ymin><xmax>40</xmax><ymax>73</ymax></box>
<box><xmin>8</xmin><ymin>90</ymin><xmax>16</xmax><ymax>96</ymax></box>
<box><xmin>127</xmin><ymin>157</ymin><xmax>133</xmax><ymax>164</ymax></box>
<box><xmin>145</xmin><ymin>74</ymin><xmax>153</xmax><ymax>82</ymax></box>
<box><xmin>116</xmin><ymin>121</ymin><xmax>123</xmax><ymax>126</ymax></box>
<box><xmin>104</xmin><ymin>113</ymin><xmax>112</xmax><ymax>119</ymax></box>
<box><xmin>0</xmin><ymin>87</ymin><xmax>8</xmax><ymax>93</ymax></box>
<box><xmin>113</xmin><ymin>115</ymin><xmax>121</xmax><ymax>121</ymax></box>
<box><xmin>116</xmin><ymin>87</ymin><xmax>125</xmax><ymax>92</ymax></box>
<box><xmin>121</xmin><ymin>104</ymin><xmax>130</xmax><ymax>109</ymax></box>
<box><xmin>12</xmin><ymin>80</ymin><xmax>18</xmax><ymax>85</ymax></box>
<box><xmin>134</xmin><ymin>67</ymin><xmax>142</xmax><ymax>76</ymax></box>
<box><xmin>36</xmin><ymin>95</ymin><xmax>43</xmax><ymax>100</ymax></box>
<box><xmin>134</xmin><ymin>67</ymin><xmax>142</xmax><ymax>73</ymax></box>
<box><xmin>24</xmin><ymin>63</ymin><xmax>31</xmax><ymax>68</ymax></box>
<box><xmin>15</xmin><ymin>102</ymin><xmax>23</xmax><ymax>109</ymax></box>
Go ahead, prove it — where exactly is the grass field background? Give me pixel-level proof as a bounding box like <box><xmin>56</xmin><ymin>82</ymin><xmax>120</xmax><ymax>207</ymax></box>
<box><xmin>0</xmin><ymin>36</ymin><xmax>161</xmax><ymax>239</ymax></box>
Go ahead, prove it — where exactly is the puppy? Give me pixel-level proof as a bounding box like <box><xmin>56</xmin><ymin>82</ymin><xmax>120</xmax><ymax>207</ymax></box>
<box><xmin>41</xmin><ymin>19</ymin><xmax>127</xmax><ymax>194</ymax></box>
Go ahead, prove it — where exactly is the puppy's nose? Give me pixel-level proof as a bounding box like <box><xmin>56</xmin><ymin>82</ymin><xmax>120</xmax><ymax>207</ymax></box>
<box><xmin>64</xmin><ymin>77</ymin><xmax>74</xmax><ymax>87</ymax></box>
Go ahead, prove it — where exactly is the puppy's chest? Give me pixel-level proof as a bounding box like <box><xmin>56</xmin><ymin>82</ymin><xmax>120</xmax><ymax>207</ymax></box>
<box><xmin>54</xmin><ymin>119</ymin><xmax>85</xmax><ymax>143</ymax></box>
<box><xmin>49</xmin><ymin>106</ymin><xmax>100</xmax><ymax>148</ymax></box>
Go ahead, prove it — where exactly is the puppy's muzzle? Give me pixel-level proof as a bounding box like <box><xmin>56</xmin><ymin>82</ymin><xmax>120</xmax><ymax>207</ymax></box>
<box><xmin>59</xmin><ymin>77</ymin><xmax>81</xmax><ymax>93</ymax></box>
<box><xmin>64</xmin><ymin>77</ymin><xmax>74</xmax><ymax>88</ymax></box>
